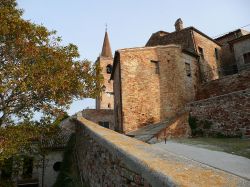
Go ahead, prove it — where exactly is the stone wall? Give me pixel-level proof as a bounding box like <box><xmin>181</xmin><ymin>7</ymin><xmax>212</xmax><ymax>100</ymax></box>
<box><xmin>196</xmin><ymin>69</ymin><xmax>250</xmax><ymax>100</ymax></box>
<box><xmin>187</xmin><ymin>89</ymin><xmax>250</xmax><ymax>137</ymax></box>
<box><xmin>74</xmin><ymin>117</ymin><xmax>248</xmax><ymax>187</ymax></box>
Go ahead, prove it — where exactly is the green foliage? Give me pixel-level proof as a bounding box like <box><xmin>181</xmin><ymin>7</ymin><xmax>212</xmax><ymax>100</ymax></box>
<box><xmin>0</xmin><ymin>121</ymin><xmax>60</xmax><ymax>161</ymax></box>
<box><xmin>215</xmin><ymin>132</ymin><xmax>241</xmax><ymax>138</ymax></box>
<box><xmin>203</xmin><ymin>120</ymin><xmax>212</xmax><ymax>129</ymax></box>
<box><xmin>0</xmin><ymin>0</ymin><xmax>102</xmax><ymax>126</ymax></box>
<box><xmin>188</xmin><ymin>115</ymin><xmax>197</xmax><ymax>130</ymax></box>
<box><xmin>188</xmin><ymin>115</ymin><xmax>205</xmax><ymax>137</ymax></box>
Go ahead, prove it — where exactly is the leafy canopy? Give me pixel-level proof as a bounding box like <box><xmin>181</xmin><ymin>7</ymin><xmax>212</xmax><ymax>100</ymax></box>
<box><xmin>0</xmin><ymin>0</ymin><xmax>102</xmax><ymax>126</ymax></box>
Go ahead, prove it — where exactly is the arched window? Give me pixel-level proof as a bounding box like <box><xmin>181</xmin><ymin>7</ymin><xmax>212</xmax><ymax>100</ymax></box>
<box><xmin>106</xmin><ymin>64</ymin><xmax>112</xmax><ymax>74</ymax></box>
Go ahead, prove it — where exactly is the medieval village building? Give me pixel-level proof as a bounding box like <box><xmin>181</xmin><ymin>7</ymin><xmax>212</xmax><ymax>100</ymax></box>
<box><xmin>82</xmin><ymin>18</ymin><xmax>250</xmax><ymax>137</ymax></box>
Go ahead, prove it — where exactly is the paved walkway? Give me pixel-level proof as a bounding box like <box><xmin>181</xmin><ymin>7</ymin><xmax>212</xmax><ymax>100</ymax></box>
<box><xmin>154</xmin><ymin>141</ymin><xmax>250</xmax><ymax>180</ymax></box>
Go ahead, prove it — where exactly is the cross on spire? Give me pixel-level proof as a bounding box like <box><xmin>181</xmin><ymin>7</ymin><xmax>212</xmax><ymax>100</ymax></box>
<box><xmin>101</xmin><ymin>25</ymin><xmax>112</xmax><ymax>58</ymax></box>
<box><xmin>105</xmin><ymin>23</ymin><xmax>108</xmax><ymax>32</ymax></box>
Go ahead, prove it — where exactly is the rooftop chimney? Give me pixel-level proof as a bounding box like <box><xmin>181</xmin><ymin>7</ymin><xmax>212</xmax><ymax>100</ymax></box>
<box><xmin>175</xmin><ymin>18</ymin><xmax>183</xmax><ymax>32</ymax></box>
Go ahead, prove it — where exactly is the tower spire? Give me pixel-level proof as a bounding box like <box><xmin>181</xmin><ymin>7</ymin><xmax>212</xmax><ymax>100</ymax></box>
<box><xmin>101</xmin><ymin>27</ymin><xmax>112</xmax><ymax>58</ymax></box>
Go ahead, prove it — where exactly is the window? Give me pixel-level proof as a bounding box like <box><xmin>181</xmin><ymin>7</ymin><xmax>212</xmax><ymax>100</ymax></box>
<box><xmin>108</xmin><ymin>103</ymin><xmax>111</xmax><ymax>108</ymax></box>
<box><xmin>198</xmin><ymin>47</ymin><xmax>204</xmax><ymax>59</ymax></box>
<box><xmin>185</xmin><ymin>63</ymin><xmax>191</xmax><ymax>77</ymax></box>
<box><xmin>22</xmin><ymin>157</ymin><xmax>33</xmax><ymax>178</ymax></box>
<box><xmin>215</xmin><ymin>48</ymin><xmax>219</xmax><ymax>60</ymax></box>
<box><xmin>106</xmin><ymin>64</ymin><xmax>112</xmax><ymax>74</ymax></box>
<box><xmin>151</xmin><ymin>60</ymin><xmax>160</xmax><ymax>74</ymax></box>
<box><xmin>53</xmin><ymin>162</ymin><xmax>62</xmax><ymax>172</ymax></box>
<box><xmin>98</xmin><ymin>121</ymin><xmax>110</xmax><ymax>128</ymax></box>
<box><xmin>243</xmin><ymin>52</ymin><xmax>250</xmax><ymax>64</ymax></box>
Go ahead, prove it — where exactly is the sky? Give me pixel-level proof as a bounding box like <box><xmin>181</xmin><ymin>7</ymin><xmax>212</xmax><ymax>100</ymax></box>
<box><xmin>16</xmin><ymin>0</ymin><xmax>250</xmax><ymax>115</ymax></box>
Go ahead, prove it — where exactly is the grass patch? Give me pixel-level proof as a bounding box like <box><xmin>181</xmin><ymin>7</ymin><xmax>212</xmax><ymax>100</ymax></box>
<box><xmin>53</xmin><ymin>134</ymin><xmax>88</xmax><ymax>187</ymax></box>
<box><xmin>172</xmin><ymin>137</ymin><xmax>250</xmax><ymax>159</ymax></box>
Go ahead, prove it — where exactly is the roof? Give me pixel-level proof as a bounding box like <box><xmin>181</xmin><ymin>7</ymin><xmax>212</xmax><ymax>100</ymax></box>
<box><xmin>101</xmin><ymin>31</ymin><xmax>113</xmax><ymax>58</ymax></box>
<box><xmin>215</xmin><ymin>29</ymin><xmax>249</xmax><ymax>41</ymax></box>
<box><xmin>41</xmin><ymin>128</ymin><xmax>72</xmax><ymax>150</ymax></box>
<box><xmin>228</xmin><ymin>34</ymin><xmax>250</xmax><ymax>45</ymax></box>
<box><xmin>146</xmin><ymin>26</ymin><xmax>221</xmax><ymax>47</ymax></box>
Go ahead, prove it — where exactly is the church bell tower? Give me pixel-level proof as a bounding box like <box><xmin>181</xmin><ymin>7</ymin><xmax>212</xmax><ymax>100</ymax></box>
<box><xmin>95</xmin><ymin>29</ymin><xmax>114</xmax><ymax>109</ymax></box>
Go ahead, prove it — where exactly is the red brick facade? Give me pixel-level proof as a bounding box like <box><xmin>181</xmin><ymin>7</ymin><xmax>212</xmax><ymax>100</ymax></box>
<box><xmin>112</xmin><ymin>45</ymin><xmax>199</xmax><ymax>133</ymax></box>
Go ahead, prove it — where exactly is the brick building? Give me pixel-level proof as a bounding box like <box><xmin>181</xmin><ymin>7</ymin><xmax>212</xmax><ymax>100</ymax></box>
<box><xmin>92</xmin><ymin>19</ymin><xmax>249</xmax><ymax>135</ymax></box>
<box><xmin>228</xmin><ymin>34</ymin><xmax>250</xmax><ymax>72</ymax></box>
<box><xmin>215</xmin><ymin>29</ymin><xmax>249</xmax><ymax>75</ymax></box>
<box><xmin>111</xmin><ymin>45</ymin><xmax>199</xmax><ymax>133</ymax></box>
<box><xmin>146</xmin><ymin>19</ymin><xmax>222</xmax><ymax>83</ymax></box>
<box><xmin>110</xmin><ymin>19</ymin><xmax>225</xmax><ymax>133</ymax></box>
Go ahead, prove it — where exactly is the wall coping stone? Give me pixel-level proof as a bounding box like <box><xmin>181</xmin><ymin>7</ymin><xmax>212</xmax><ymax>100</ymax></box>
<box><xmin>75</xmin><ymin>117</ymin><xmax>249</xmax><ymax>187</ymax></box>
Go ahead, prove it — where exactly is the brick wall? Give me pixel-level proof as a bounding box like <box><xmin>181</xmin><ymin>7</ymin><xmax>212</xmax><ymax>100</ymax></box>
<box><xmin>187</xmin><ymin>89</ymin><xmax>250</xmax><ymax>137</ymax></box>
<box><xmin>119</xmin><ymin>47</ymin><xmax>161</xmax><ymax>133</ymax></box>
<box><xmin>153</xmin><ymin>112</ymin><xmax>191</xmax><ymax>142</ymax></box>
<box><xmin>196</xmin><ymin>69</ymin><xmax>250</xmax><ymax>100</ymax></box>
<box><xmin>73</xmin><ymin>117</ymin><xmax>248</xmax><ymax>187</ymax></box>
<box><xmin>113</xmin><ymin>45</ymin><xmax>199</xmax><ymax>133</ymax></box>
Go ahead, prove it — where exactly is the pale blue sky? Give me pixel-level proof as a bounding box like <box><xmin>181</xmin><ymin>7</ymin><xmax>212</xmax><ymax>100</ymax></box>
<box><xmin>17</xmin><ymin>0</ymin><xmax>250</xmax><ymax>115</ymax></box>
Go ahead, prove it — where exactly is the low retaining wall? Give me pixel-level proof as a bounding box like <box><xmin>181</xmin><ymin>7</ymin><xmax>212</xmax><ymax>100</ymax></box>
<box><xmin>187</xmin><ymin>89</ymin><xmax>250</xmax><ymax>137</ymax></box>
<box><xmin>196</xmin><ymin>70</ymin><xmax>250</xmax><ymax>100</ymax></box>
<box><xmin>74</xmin><ymin>117</ymin><xmax>248</xmax><ymax>187</ymax></box>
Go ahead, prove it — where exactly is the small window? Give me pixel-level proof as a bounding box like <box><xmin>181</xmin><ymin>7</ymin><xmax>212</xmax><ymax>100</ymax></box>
<box><xmin>53</xmin><ymin>162</ymin><xmax>62</xmax><ymax>172</ymax></box>
<box><xmin>98</xmin><ymin>121</ymin><xmax>110</xmax><ymax>128</ymax></box>
<box><xmin>215</xmin><ymin>48</ymin><xmax>219</xmax><ymax>60</ymax></box>
<box><xmin>243</xmin><ymin>52</ymin><xmax>250</xmax><ymax>64</ymax></box>
<box><xmin>185</xmin><ymin>63</ymin><xmax>191</xmax><ymax>77</ymax></box>
<box><xmin>198</xmin><ymin>47</ymin><xmax>204</xmax><ymax>59</ymax></box>
<box><xmin>108</xmin><ymin>103</ymin><xmax>111</xmax><ymax>108</ymax></box>
<box><xmin>106</xmin><ymin>64</ymin><xmax>112</xmax><ymax>74</ymax></box>
<box><xmin>151</xmin><ymin>60</ymin><xmax>160</xmax><ymax>74</ymax></box>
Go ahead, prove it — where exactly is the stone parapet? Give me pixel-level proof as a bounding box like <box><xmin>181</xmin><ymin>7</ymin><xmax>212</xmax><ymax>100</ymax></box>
<box><xmin>74</xmin><ymin>117</ymin><xmax>249</xmax><ymax>187</ymax></box>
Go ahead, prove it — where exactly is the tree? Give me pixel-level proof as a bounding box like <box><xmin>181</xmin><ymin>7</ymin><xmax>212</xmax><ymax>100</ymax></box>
<box><xmin>0</xmin><ymin>0</ymin><xmax>102</xmax><ymax>126</ymax></box>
